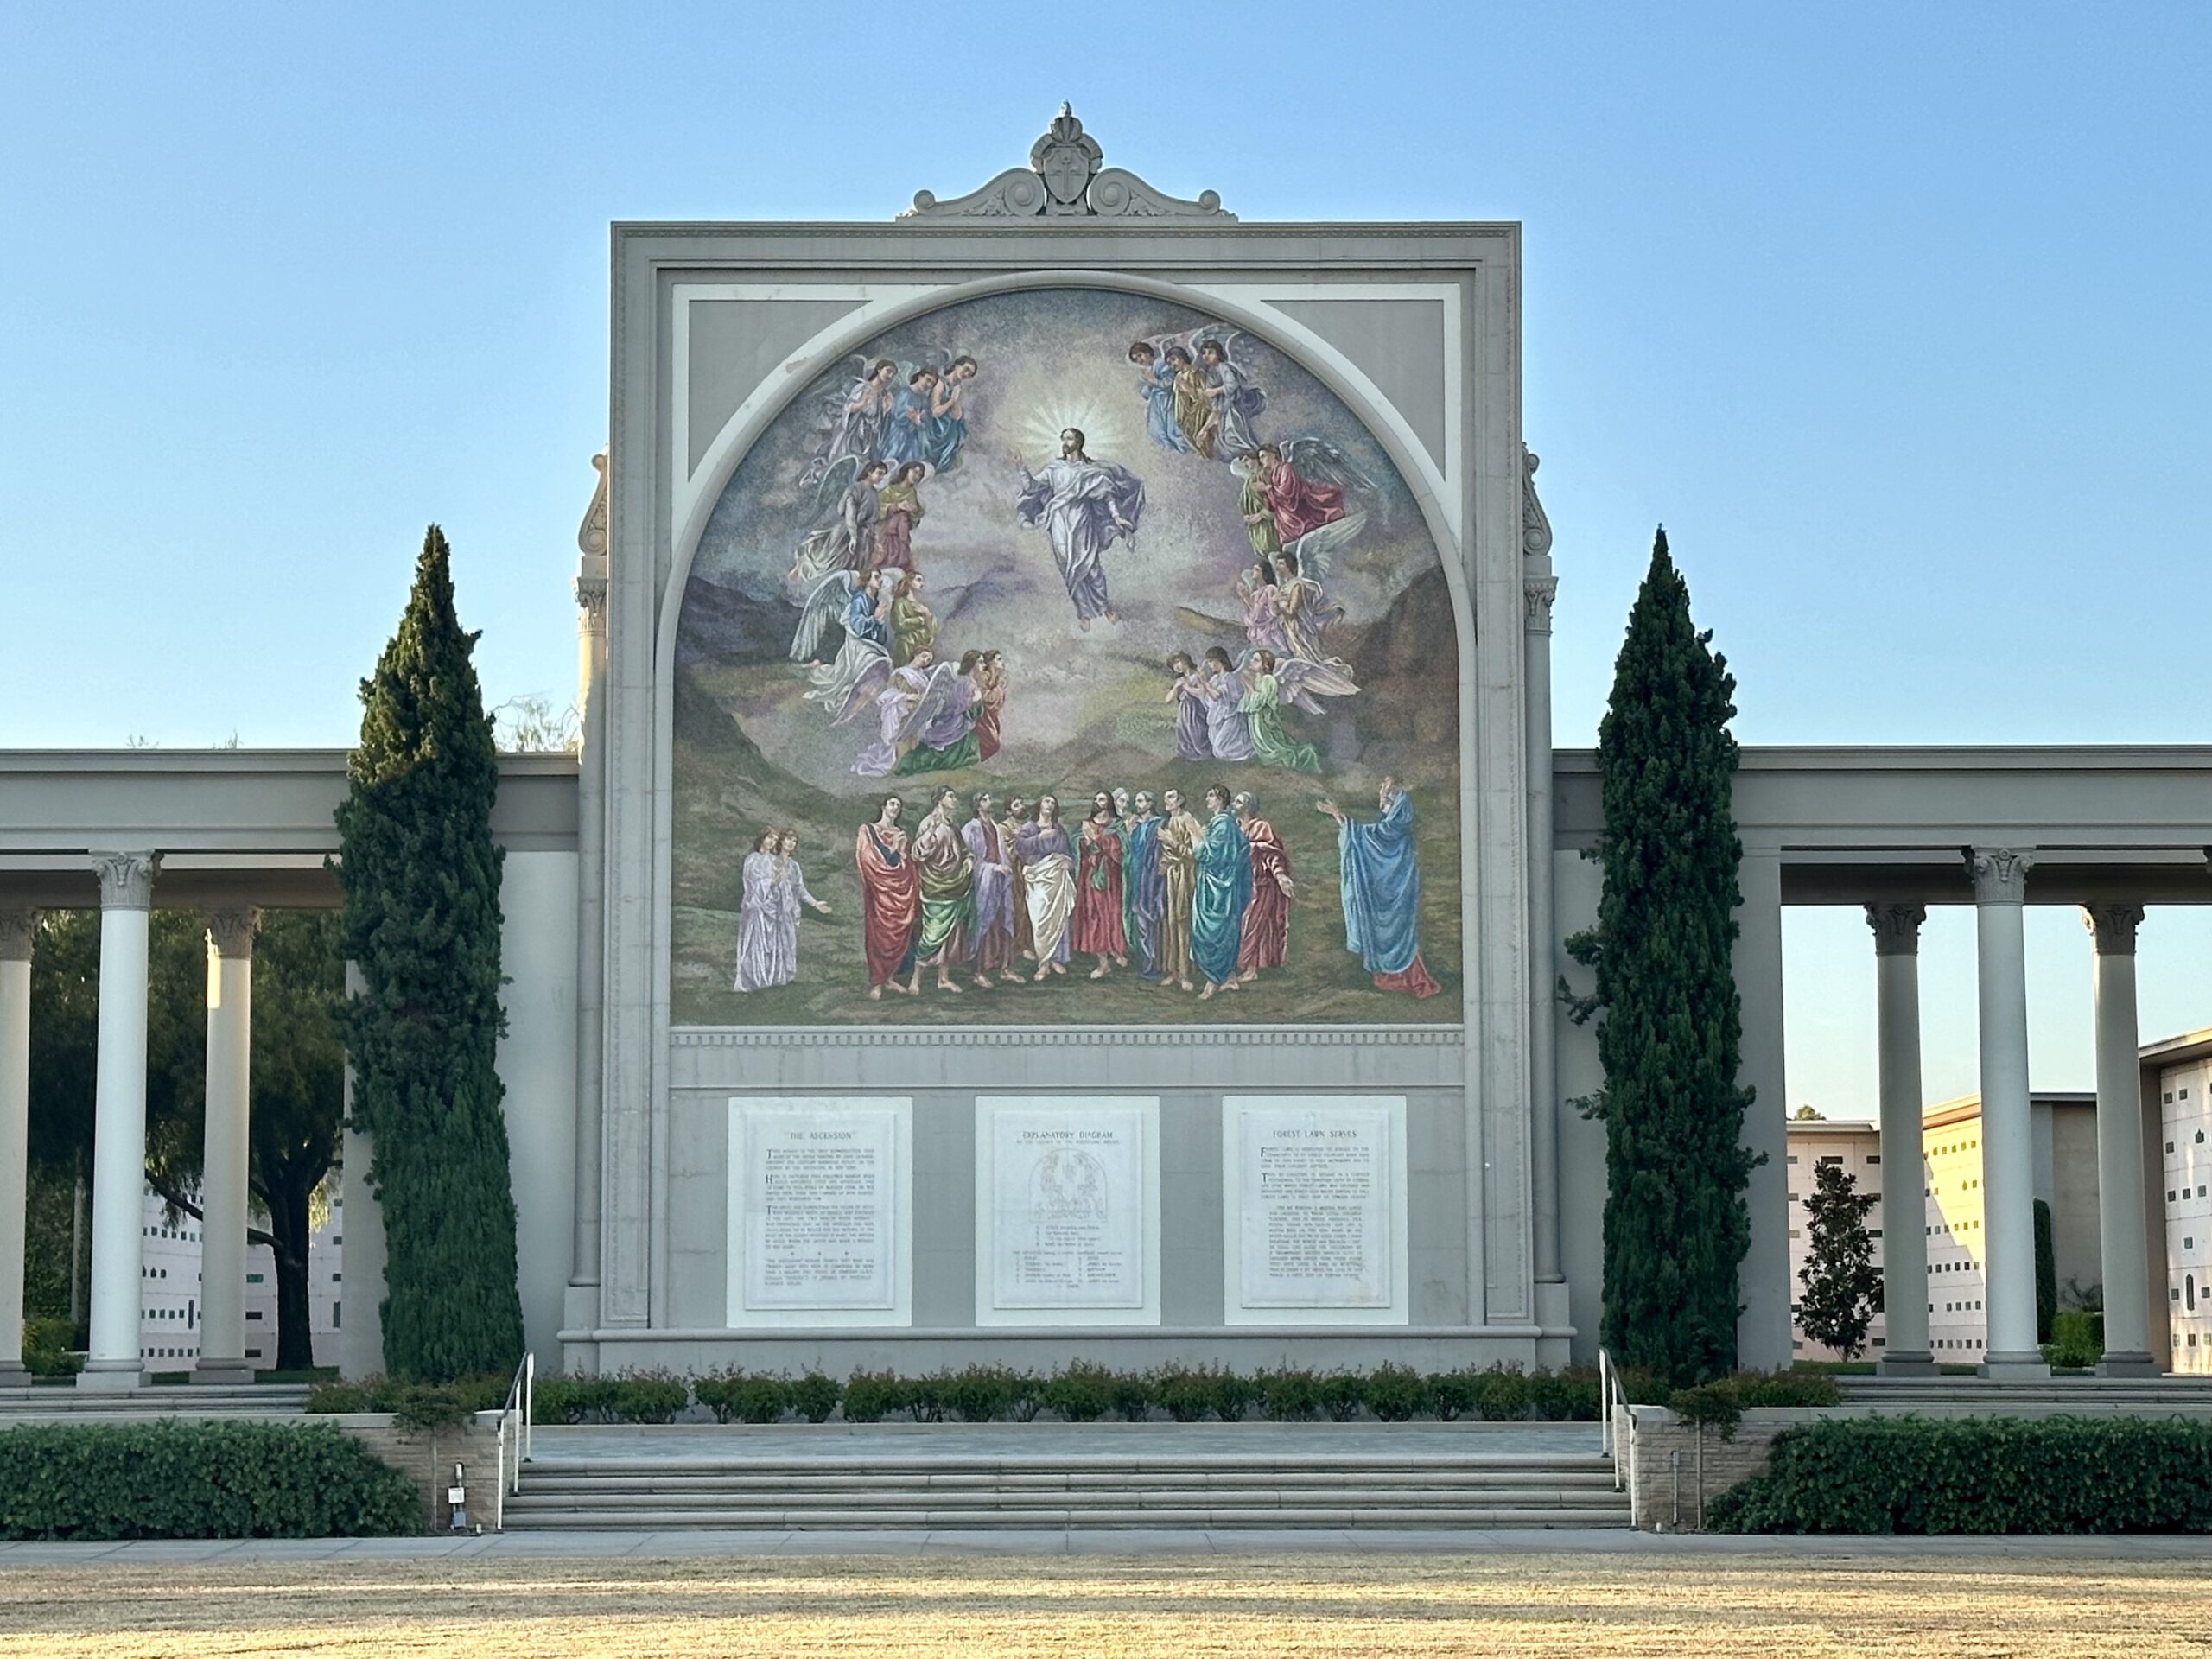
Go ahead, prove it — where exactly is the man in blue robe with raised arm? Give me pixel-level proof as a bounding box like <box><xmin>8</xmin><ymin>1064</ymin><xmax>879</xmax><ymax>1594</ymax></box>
<box><xmin>1318</xmin><ymin>776</ymin><xmax>1441</xmax><ymax>999</ymax></box>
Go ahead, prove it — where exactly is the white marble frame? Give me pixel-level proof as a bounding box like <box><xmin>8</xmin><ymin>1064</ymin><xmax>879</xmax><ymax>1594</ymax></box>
<box><xmin>598</xmin><ymin>220</ymin><xmax>1531</xmax><ymax>1352</ymax></box>
<box><xmin>1220</xmin><ymin>1094</ymin><xmax>1410</xmax><ymax>1327</ymax></box>
<box><xmin>973</xmin><ymin>1094</ymin><xmax>1162</xmax><ymax>1328</ymax></box>
<box><xmin>724</xmin><ymin>1095</ymin><xmax>913</xmax><ymax>1329</ymax></box>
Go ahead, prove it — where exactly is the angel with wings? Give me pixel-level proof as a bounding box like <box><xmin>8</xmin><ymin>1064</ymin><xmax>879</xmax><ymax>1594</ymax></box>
<box><xmin>786</xmin><ymin>457</ymin><xmax>890</xmax><ymax>583</ymax></box>
<box><xmin>852</xmin><ymin>651</ymin><xmax>971</xmax><ymax>779</ymax></box>
<box><xmin>798</xmin><ymin>357</ymin><xmax>902</xmax><ymax>491</ymax></box>
<box><xmin>1127</xmin><ymin>325</ymin><xmax>1268</xmax><ymax>461</ymax></box>
<box><xmin>795</xmin><ymin>569</ymin><xmax>898</xmax><ymax>728</ymax></box>
<box><xmin>1241</xmin><ymin>438</ymin><xmax>1380</xmax><ymax>580</ymax></box>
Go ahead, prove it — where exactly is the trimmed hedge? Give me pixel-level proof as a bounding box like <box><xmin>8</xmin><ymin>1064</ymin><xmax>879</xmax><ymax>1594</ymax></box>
<box><xmin>0</xmin><ymin>1421</ymin><xmax>421</xmax><ymax>1540</ymax></box>
<box><xmin>1708</xmin><ymin>1417</ymin><xmax>2212</xmax><ymax>1534</ymax></box>
<box><xmin>302</xmin><ymin>1362</ymin><xmax>1839</xmax><ymax>1427</ymax></box>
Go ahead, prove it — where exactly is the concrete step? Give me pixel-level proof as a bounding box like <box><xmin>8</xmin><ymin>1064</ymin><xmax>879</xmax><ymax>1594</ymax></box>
<box><xmin>513</xmin><ymin>1472</ymin><xmax>1626</xmax><ymax>1496</ymax></box>
<box><xmin>508</xmin><ymin>1484</ymin><xmax>1620</xmax><ymax>1510</ymax></box>
<box><xmin>502</xmin><ymin>1503</ymin><xmax>1631</xmax><ymax>1530</ymax></box>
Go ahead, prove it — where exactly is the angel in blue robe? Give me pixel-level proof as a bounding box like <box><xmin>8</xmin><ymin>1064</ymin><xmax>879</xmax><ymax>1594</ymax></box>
<box><xmin>922</xmin><ymin>354</ymin><xmax>978</xmax><ymax>472</ymax></box>
<box><xmin>880</xmin><ymin>369</ymin><xmax>938</xmax><ymax>469</ymax></box>
<box><xmin>1318</xmin><ymin>779</ymin><xmax>1442</xmax><ymax>998</ymax></box>
<box><xmin>1126</xmin><ymin>340</ymin><xmax>1193</xmax><ymax>454</ymax></box>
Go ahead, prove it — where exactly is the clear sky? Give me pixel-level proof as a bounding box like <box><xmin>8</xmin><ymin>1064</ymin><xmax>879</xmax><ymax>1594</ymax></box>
<box><xmin>4</xmin><ymin>3</ymin><xmax>2207</xmax><ymax>1109</ymax></box>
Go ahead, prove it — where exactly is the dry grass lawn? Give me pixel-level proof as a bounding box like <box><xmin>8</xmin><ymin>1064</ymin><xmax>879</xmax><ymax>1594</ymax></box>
<box><xmin>2</xmin><ymin>1551</ymin><xmax>2208</xmax><ymax>1658</ymax></box>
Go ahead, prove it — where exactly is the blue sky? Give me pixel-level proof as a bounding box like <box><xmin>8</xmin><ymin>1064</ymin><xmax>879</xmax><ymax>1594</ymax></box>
<box><xmin>3</xmin><ymin>3</ymin><xmax>2207</xmax><ymax>1108</ymax></box>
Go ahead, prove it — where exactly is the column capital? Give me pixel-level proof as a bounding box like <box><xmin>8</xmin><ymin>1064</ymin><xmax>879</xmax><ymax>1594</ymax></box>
<box><xmin>206</xmin><ymin>907</ymin><xmax>264</xmax><ymax>960</ymax></box>
<box><xmin>92</xmin><ymin>851</ymin><xmax>159</xmax><ymax>911</ymax></box>
<box><xmin>1865</xmin><ymin>902</ymin><xmax>1927</xmax><ymax>956</ymax></box>
<box><xmin>0</xmin><ymin>909</ymin><xmax>39</xmax><ymax>962</ymax></box>
<box><xmin>2082</xmin><ymin>903</ymin><xmax>2145</xmax><ymax>957</ymax></box>
<box><xmin>574</xmin><ymin>565</ymin><xmax>608</xmax><ymax>634</ymax></box>
<box><xmin>1522</xmin><ymin>576</ymin><xmax>1558</xmax><ymax>634</ymax></box>
<box><xmin>1967</xmin><ymin>846</ymin><xmax>2033</xmax><ymax>905</ymax></box>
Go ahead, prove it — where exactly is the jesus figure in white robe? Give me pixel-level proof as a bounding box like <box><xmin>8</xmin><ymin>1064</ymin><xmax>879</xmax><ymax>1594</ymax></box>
<box><xmin>1014</xmin><ymin>428</ymin><xmax>1145</xmax><ymax>628</ymax></box>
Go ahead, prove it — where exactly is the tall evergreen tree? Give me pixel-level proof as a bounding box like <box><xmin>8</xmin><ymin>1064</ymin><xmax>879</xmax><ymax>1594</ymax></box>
<box><xmin>1565</xmin><ymin>527</ymin><xmax>1754</xmax><ymax>1385</ymax></box>
<box><xmin>1796</xmin><ymin>1161</ymin><xmax>1883</xmax><ymax>1360</ymax></box>
<box><xmin>334</xmin><ymin>526</ymin><xmax>523</xmax><ymax>1379</ymax></box>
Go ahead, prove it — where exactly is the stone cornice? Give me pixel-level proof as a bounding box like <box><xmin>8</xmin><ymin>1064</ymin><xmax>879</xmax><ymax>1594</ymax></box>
<box><xmin>670</xmin><ymin>1025</ymin><xmax>1464</xmax><ymax>1050</ymax></box>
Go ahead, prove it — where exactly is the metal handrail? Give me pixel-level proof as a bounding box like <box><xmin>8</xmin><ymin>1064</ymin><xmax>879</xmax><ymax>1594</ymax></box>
<box><xmin>501</xmin><ymin>1351</ymin><xmax>535</xmax><ymax>1495</ymax></box>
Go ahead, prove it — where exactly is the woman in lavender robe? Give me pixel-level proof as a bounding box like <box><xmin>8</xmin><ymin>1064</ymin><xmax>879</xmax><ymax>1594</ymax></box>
<box><xmin>1198</xmin><ymin>339</ymin><xmax>1266</xmax><ymax>461</ymax></box>
<box><xmin>768</xmin><ymin>829</ymin><xmax>829</xmax><ymax>986</ymax></box>
<box><xmin>1015</xmin><ymin>795</ymin><xmax>1077</xmax><ymax>980</ymax></box>
<box><xmin>1166</xmin><ymin>652</ymin><xmax>1214</xmax><ymax>761</ymax></box>
<box><xmin>734</xmin><ymin>830</ymin><xmax>786</xmax><ymax>992</ymax></box>
<box><xmin>1200</xmin><ymin>647</ymin><xmax>1255</xmax><ymax>762</ymax></box>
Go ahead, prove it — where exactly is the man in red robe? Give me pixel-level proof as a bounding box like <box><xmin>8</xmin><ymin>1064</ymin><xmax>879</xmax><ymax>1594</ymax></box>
<box><xmin>855</xmin><ymin>795</ymin><xmax>920</xmax><ymax>998</ymax></box>
<box><xmin>1234</xmin><ymin>791</ymin><xmax>1294</xmax><ymax>982</ymax></box>
<box><xmin>1257</xmin><ymin>442</ymin><xmax>1345</xmax><ymax>546</ymax></box>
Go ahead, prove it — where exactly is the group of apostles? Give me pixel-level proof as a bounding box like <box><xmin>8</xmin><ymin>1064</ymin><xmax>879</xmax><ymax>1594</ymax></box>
<box><xmin>832</xmin><ymin>777</ymin><xmax>1440</xmax><ymax>1004</ymax></box>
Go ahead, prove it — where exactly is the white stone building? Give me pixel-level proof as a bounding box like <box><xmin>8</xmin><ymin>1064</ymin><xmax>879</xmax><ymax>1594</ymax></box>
<box><xmin>0</xmin><ymin>112</ymin><xmax>2208</xmax><ymax>1391</ymax></box>
<box><xmin>2144</xmin><ymin>1030</ymin><xmax>2212</xmax><ymax>1373</ymax></box>
<box><xmin>137</xmin><ymin>1187</ymin><xmax>343</xmax><ymax>1371</ymax></box>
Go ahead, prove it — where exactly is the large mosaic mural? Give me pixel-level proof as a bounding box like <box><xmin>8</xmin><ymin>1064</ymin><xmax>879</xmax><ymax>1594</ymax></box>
<box><xmin>671</xmin><ymin>287</ymin><xmax>1462</xmax><ymax>1026</ymax></box>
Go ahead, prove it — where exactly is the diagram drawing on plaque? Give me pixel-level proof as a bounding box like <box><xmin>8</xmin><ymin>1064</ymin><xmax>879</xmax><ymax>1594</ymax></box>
<box><xmin>975</xmin><ymin>1096</ymin><xmax>1161</xmax><ymax>1326</ymax></box>
<box><xmin>1222</xmin><ymin>1095</ymin><xmax>1408</xmax><ymax>1326</ymax></box>
<box><xmin>726</xmin><ymin>1096</ymin><xmax>913</xmax><ymax>1329</ymax></box>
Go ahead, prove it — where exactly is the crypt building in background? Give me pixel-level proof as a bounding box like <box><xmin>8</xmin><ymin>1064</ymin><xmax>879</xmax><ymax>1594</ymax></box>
<box><xmin>1</xmin><ymin>113</ymin><xmax>2205</xmax><ymax>1386</ymax></box>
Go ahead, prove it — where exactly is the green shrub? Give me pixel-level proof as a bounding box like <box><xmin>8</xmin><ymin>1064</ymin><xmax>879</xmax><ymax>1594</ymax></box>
<box><xmin>1319</xmin><ymin>1371</ymin><xmax>1366</xmax><ymax>1422</ymax></box>
<box><xmin>907</xmin><ymin>1373</ymin><xmax>946</xmax><ymax>1423</ymax></box>
<box><xmin>307</xmin><ymin>1372</ymin><xmax>509</xmax><ymax>1418</ymax></box>
<box><xmin>2045</xmin><ymin>1310</ymin><xmax>2104</xmax><ymax>1371</ymax></box>
<box><xmin>840</xmin><ymin>1370</ymin><xmax>906</xmax><ymax>1424</ymax></box>
<box><xmin>1667</xmin><ymin>1380</ymin><xmax>1743</xmax><ymax>1441</ymax></box>
<box><xmin>1107</xmin><ymin>1370</ymin><xmax>1153</xmax><ymax>1422</ymax></box>
<box><xmin>1256</xmin><ymin>1368</ymin><xmax>1321</xmax><ymax>1423</ymax></box>
<box><xmin>1039</xmin><ymin>1362</ymin><xmax>1113</xmax><ymax>1423</ymax></box>
<box><xmin>305</xmin><ymin>1381</ymin><xmax>372</xmax><ymax>1414</ymax></box>
<box><xmin>1731</xmin><ymin>1370</ymin><xmax>1841</xmax><ymax>1408</ymax></box>
<box><xmin>943</xmin><ymin>1366</ymin><xmax>1026</xmax><ymax>1423</ymax></box>
<box><xmin>1363</xmin><ymin>1363</ymin><xmax>1427</xmax><ymax>1423</ymax></box>
<box><xmin>20</xmin><ymin>1317</ymin><xmax>77</xmax><ymax>1376</ymax></box>
<box><xmin>791</xmin><ymin>1371</ymin><xmax>841</xmax><ymax>1425</ymax></box>
<box><xmin>696</xmin><ymin>1371</ymin><xmax>790</xmax><ymax>1426</ymax></box>
<box><xmin>1711</xmin><ymin>1417</ymin><xmax>2212</xmax><ymax>1534</ymax></box>
<box><xmin>1205</xmin><ymin>1368</ymin><xmax>1256</xmax><ymax>1423</ymax></box>
<box><xmin>608</xmin><ymin>1375</ymin><xmax>690</xmax><ymax>1424</ymax></box>
<box><xmin>0</xmin><ymin>1421</ymin><xmax>420</xmax><ymax>1540</ymax></box>
<box><xmin>1528</xmin><ymin>1365</ymin><xmax>1600</xmax><ymax>1421</ymax></box>
<box><xmin>1472</xmin><ymin>1365</ymin><xmax>1531</xmax><ymax>1421</ymax></box>
<box><xmin>1152</xmin><ymin>1363</ymin><xmax>1214</xmax><ymax>1423</ymax></box>
<box><xmin>1427</xmin><ymin>1370</ymin><xmax>1476</xmax><ymax>1422</ymax></box>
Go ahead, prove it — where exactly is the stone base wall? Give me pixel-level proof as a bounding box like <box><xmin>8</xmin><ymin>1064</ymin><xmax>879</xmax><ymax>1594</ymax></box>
<box><xmin>327</xmin><ymin>1411</ymin><xmax>508</xmax><ymax>1533</ymax></box>
<box><xmin>1615</xmin><ymin>1404</ymin><xmax>1780</xmax><ymax>1529</ymax></box>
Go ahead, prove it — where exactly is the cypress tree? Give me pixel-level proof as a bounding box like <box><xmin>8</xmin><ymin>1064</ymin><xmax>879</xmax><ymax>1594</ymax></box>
<box><xmin>334</xmin><ymin>526</ymin><xmax>523</xmax><ymax>1379</ymax></box>
<box><xmin>1565</xmin><ymin>527</ymin><xmax>1754</xmax><ymax>1385</ymax></box>
<box><xmin>2032</xmin><ymin>1198</ymin><xmax>2057</xmax><ymax>1344</ymax></box>
<box><xmin>1796</xmin><ymin>1162</ymin><xmax>1883</xmax><ymax>1361</ymax></box>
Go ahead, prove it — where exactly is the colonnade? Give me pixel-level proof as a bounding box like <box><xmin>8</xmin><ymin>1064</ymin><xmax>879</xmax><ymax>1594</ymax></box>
<box><xmin>0</xmin><ymin>858</ymin><xmax>267</xmax><ymax>1391</ymax></box>
<box><xmin>1863</xmin><ymin>848</ymin><xmax>2158</xmax><ymax>1378</ymax></box>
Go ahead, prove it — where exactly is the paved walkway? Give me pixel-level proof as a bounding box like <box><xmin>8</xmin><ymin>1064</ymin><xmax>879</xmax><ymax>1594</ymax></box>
<box><xmin>3</xmin><ymin>1529</ymin><xmax>2208</xmax><ymax>1565</ymax></box>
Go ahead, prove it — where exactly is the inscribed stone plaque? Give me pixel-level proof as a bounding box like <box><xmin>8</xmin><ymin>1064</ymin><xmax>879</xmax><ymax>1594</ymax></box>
<box><xmin>1224</xmin><ymin>1097</ymin><xmax>1408</xmax><ymax>1323</ymax></box>
<box><xmin>993</xmin><ymin>1108</ymin><xmax>1143</xmax><ymax>1309</ymax></box>
<box><xmin>975</xmin><ymin>1096</ymin><xmax>1161</xmax><ymax>1327</ymax></box>
<box><xmin>728</xmin><ymin>1097</ymin><xmax>911</xmax><ymax>1326</ymax></box>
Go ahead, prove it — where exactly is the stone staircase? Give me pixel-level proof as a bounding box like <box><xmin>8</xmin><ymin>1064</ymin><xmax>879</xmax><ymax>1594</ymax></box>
<box><xmin>504</xmin><ymin>1443</ymin><xmax>1630</xmax><ymax>1531</ymax></box>
<box><xmin>0</xmin><ymin>1384</ymin><xmax>313</xmax><ymax>1421</ymax></box>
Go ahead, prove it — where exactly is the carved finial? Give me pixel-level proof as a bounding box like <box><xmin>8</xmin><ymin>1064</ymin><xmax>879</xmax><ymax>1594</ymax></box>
<box><xmin>904</xmin><ymin>108</ymin><xmax>1234</xmax><ymax>223</ymax></box>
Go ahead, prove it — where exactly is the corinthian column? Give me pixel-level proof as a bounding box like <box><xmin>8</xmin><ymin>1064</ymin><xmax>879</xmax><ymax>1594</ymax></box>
<box><xmin>195</xmin><ymin>908</ymin><xmax>260</xmax><ymax>1384</ymax></box>
<box><xmin>1866</xmin><ymin>903</ymin><xmax>1933</xmax><ymax>1374</ymax></box>
<box><xmin>1524</xmin><ymin>565</ymin><xmax>1560</xmax><ymax>1292</ymax></box>
<box><xmin>0</xmin><ymin>911</ymin><xmax>38</xmax><ymax>1387</ymax></box>
<box><xmin>569</xmin><ymin>449</ymin><xmax>610</xmax><ymax>1352</ymax></box>
<box><xmin>1969</xmin><ymin>848</ymin><xmax>2047</xmax><ymax>1377</ymax></box>
<box><xmin>80</xmin><ymin>852</ymin><xmax>158</xmax><ymax>1392</ymax></box>
<box><xmin>2083</xmin><ymin>904</ymin><xmax>2158</xmax><ymax>1375</ymax></box>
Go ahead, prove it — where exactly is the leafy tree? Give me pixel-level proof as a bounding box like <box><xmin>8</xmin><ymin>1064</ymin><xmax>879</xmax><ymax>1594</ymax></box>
<box><xmin>25</xmin><ymin>908</ymin><xmax>345</xmax><ymax>1370</ymax></box>
<box><xmin>1796</xmin><ymin>1161</ymin><xmax>1884</xmax><ymax>1360</ymax></box>
<box><xmin>1565</xmin><ymin>527</ymin><xmax>1754</xmax><ymax>1386</ymax></box>
<box><xmin>334</xmin><ymin>525</ymin><xmax>522</xmax><ymax>1380</ymax></box>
